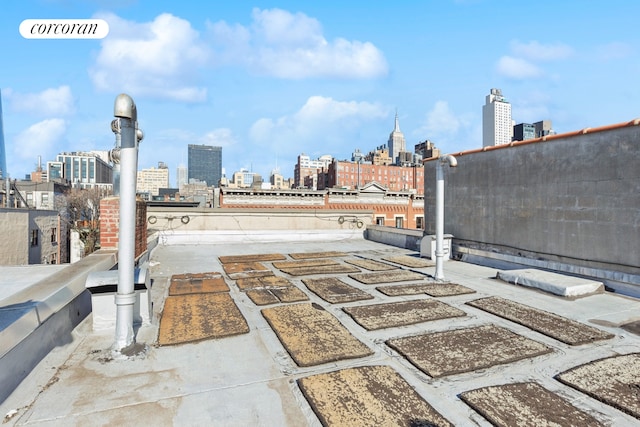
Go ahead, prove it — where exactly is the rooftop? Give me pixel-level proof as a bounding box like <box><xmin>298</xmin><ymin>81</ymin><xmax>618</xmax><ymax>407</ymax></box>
<box><xmin>2</xmin><ymin>229</ymin><xmax>640</xmax><ymax>426</ymax></box>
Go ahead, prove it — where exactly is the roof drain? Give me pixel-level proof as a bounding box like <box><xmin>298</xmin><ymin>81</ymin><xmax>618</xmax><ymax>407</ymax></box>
<box><xmin>111</xmin><ymin>94</ymin><xmax>144</xmax><ymax>353</ymax></box>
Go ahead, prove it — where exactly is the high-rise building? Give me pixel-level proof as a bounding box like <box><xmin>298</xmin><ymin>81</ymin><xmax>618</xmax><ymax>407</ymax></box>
<box><xmin>188</xmin><ymin>144</ymin><xmax>222</xmax><ymax>187</ymax></box>
<box><xmin>534</xmin><ymin>120</ymin><xmax>555</xmax><ymax>138</ymax></box>
<box><xmin>482</xmin><ymin>88</ymin><xmax>512</xmax><ymax>147</ymax></box>
<box><xmin>513</xmin><ymin>123</ymin><xmax>536</xmax><ymax>141</ymax></box>
<box><xmin>52</xmin><ymin>152</ymin><xmax>113</xmax><ymax>190</ymax></box>
<box><xmin>176</xmin><ymin>164</ymin><xmax>188</xmax><ymax>189</ymax></box>
<box><xmin>294</xmin><ymin>154</ymin><xmax>333</xmax><ymax>189</ymax></box>
<box><xmin>137</xmin><ymin>162</ymin><xmax>170</xmax><ymax>198</ymax></box>
<box><xmin>388</xmin><ymin>112</ymin><xmax>406</xmax><ymax>165</ymax></box>
<box><xmin>0</xmin><ymin>89</ymin><xmax>7</xmax><ymax>179</ymax></box>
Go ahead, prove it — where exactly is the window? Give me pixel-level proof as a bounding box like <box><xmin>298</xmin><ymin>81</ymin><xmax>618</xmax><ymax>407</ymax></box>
<box><xmin>376</xmin><ymin>217</ymin><xmax>385</xmax><ymax>225</ymax></box>
<box><xmin>51</xmin><ymin>227</ymin><xmax>57</xmax><ymax>243</ymax></box>
<box><xmin>41</xmin><ymin>193</ymin><xmax>49</xmax><ymax>207</ymax></box>
<box><xmin>395</xmin><ymin>217</ymin><xmax>404</xmax><ymax>228</ymax></box>
<box><xmin>50</xmin><ymin>253</ymin><xmax>57</xmax><ymax>264</ymax></box>
<box><xmin>31</xmin><ymin>229</ymin><xmax>39</xmax><ymax>246</ymax></box>
<box><xmin>416</xmin><ymin>216</ymin><xmax>424</xmax><ymax>229</ymax></box>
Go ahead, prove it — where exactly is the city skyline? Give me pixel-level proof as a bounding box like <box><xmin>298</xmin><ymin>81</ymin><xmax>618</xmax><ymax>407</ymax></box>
<box><xmin>1</xmin><ymin>1</ymin><xmax>639</xmax><ymax>184</ymax></box>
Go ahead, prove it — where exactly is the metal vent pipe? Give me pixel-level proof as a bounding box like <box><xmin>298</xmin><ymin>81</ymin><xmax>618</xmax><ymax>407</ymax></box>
<box><xmin>434</xmin><ymin>154</ymin><xmax>457</xmax><ymax>281</ymax></box>
<box><xmin>112</xmin><ymin>94</ymin><xmax>143</xmax><ymax>351</ymax></box>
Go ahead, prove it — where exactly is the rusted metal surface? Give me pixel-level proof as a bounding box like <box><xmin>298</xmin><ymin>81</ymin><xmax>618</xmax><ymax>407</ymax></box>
<box><xmin>556</xmin><ymin>353</ymin><xmax>640</xmax><ymax>419</ymax></box>
<box><xmin>288</xmin><ymin>251</ymin><xmax>347</xmax><ymax>259</ymax></box>
<box><xmin>221</xmin><ymin>261</ymin><xmax>273</xmax><ymax>279</ymax></box>
<box><xmin>261</xmin><ymin>303</ymin><xmax>372</xmax><ymax>367</ymax></box>
<box><xmin>158</xmin><ymin>293</ymin><xmax>249</xmax><ymax>345</ymax></box>
<box><xmin>298</xmin><ymin>365</ymin><xmax>453</xmax><ymax>427</ymax></box>
<box><xmin>272</xmin><ymin>259</ymin><xmax>340</xmax><ymax>269</ymax></box>
<box><xmin>277</xmin><ymin>264</ymin><xmax>360</xmax><ymax>276</ymax></box>
<box><xmin>349</xmin><ymin>270</ymin><xmax>426</xmax><ymax>285</ymax></box>
<box><xmin>382</xmin><ymin>255</ymin><xmax>434</xmax><ymax>268</ymax></box>
<box><xmin>387</xmin><ymin>324</ymin><xmax>552</xmax><ymax>378</ymax></box>
<box><xmin>302</xmin><ymin>277</ymin><xmax>373</xmax><ymax>304</ymax></box>
<box><xmin>343</xmin><ymin>299</ymin><xmax>466</xmax><ymax>330</ymax></box>
<box><xmin>377</xmin><ymin>282</ymin><xmax>475</xmax><ymax>297</ymax></box>
<box><xmin>168</xmin><ymin>273</ymin><xmax>229</xmax><ymax>295</ymax></box>
<box><xmin>270</xmin><ymin>286</ymin><xmax>309</xmax><ymax>303</ymax></box>
<box><xmin>343</xmin><ymin>258</ymin><xmax>398</xmax><ymax>271</ymax></box>
<box><xmin>245</xmin><ymin>289</ymin><xmax>281</xmax><ymax>305</ymax></box>
<box><xmin>460</xmin><ymin>382</ymin><xmax>606</xmax><ymax>426</ymax></box>
<box><xmin>218</xmin><ymin>253</ymin><xmax>287</xmax><ymax>263</ymax></box>
<box><xmin>466</xmin><ymin>296</ymin><xmax>615</xmax><ymax>345</ymax></box>
<box><xmin>235</xmin><ymin>275</ymin><xmax>293</xmax><ymax>291</ymax></box>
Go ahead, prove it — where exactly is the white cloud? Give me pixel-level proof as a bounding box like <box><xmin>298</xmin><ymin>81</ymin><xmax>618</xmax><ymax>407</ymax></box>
<box><xmin>509</xmin><ymin>40</ymin><xmax>574</xmax><ymax>61</ymax></box>
<box><xmin>89</xmin><ymin>12</ymin><xmax>210</xmax><ymax>102</ymax></box>
<box><xmin>421</xmin><ymin>101</ymin><xmax>463</xmax><ymax>135</ymax></box>
<box><xmin>496</xmin><ymin>56</ymin><xmax>543</xmax><ymax>79</ymax></box>
<box><xmin>5</xmin><ymin>86</ymin><xmax>75</xmax><ymax>117</ymax></box>
<box><xmin>209</xmin><ymin>8</ymin><xmax>388</xmax><ymax>79</ymax></box>
<box><xmin>249</xmin><ymin>95</ymin><xmax>387</xmax><ymax>151</ymax></box>
<box><xmin>13</xmin><ymin>119</ymin><xmax>67</xmax><ymax>161</ymax></box>
<box><xmin>594</xmin><ymin>42</ymin><xmax>634</xmax><ymax>60</ymax></box>
<box><xmin>200</xmin><ymin>128</ymin><xmax>237</xmax><ymax>147</ymax></box>
<box><xmin>415</xmin><ymin>101</ymin><xmax>476</xmax><ymax>151</ymax></box>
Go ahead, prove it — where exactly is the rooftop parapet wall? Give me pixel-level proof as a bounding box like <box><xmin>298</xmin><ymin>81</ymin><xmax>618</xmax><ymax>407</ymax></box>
<box><xmin>424</xmin><ymin>120</ymin><xmax>640</xmax><ymax>279</ymax></box>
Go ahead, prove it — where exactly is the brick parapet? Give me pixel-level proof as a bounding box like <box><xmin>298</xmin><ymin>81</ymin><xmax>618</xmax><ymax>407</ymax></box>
<box><xmin>99</xmin><ymin>196</ymin><xmax>148</xmax><ymax>258</ymax></box>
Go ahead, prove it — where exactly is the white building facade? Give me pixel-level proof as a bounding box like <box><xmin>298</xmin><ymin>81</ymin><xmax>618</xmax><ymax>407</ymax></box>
<box><xmin>137</xmin><ymin>163</ymin><xmax>170</xmax><ymax>197</ymax></box>
<box><xmin>482</xmin><ymin>88</ymin><xmax>512</xmax><ymax>147</ymax></box>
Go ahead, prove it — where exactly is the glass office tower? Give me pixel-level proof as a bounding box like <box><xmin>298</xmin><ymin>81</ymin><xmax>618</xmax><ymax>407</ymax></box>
<box><xmin>188</xmin><ymin>144</ymin><xmax>222</xmax><ymax>187</ymax></box>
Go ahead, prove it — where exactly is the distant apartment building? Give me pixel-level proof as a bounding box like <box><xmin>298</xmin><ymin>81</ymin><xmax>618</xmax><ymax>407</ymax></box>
<box><xmin>13</xmin><ymin>180</ymin><xmax>70</xmax><ymax>210</ymax></box>
<box><xmin>365</xmin><ymin>146</ymin><xmax>393</xmax><ymax>166</ymax></box>
<box><xmin>0</xmin><ymin>208</ymin><xmax>67</xmax><ymax>265</ymax></box>
<box><xmin>513</xmin><ymin>120</ymin><xmax>556</xmax><ymax>141</ymax></box>
<box><xmin>46</xmin><ymin>152</ymin><xmax>113</xmax><ymax>191</ymax></box>
<box><xmin>228</xmin><ymin>168</ymin><xmax>258</xmax><ymax>189</ymax></box>
<box><xmin>483</xmin><ymin>88</ymin><xmax>513</xmax><ymax>147</ymax></box>
<box><xmin>188</xmin><ymin>144</ymin><xmax>222</xmax><ymax>187</ymax></box>
<box><xmin>321</xmin><ymin>159</ymin><xmax>424</xmax><ymax>194</ymax></box>
<box><xmin>0</xmin><ymin>89</ymin><xmax>6</xmax><ymax>180</ymax></box>
<box><xmin>388</xmin><ymin>112</ymin><xmax>406</xmax><ymax>165</ymax></box>
<box><xmin>414</xmin><ymin>140</ymin><xmax>440</xmax><ymax>159</ymax></box>
<box><xmin>137</xmin><ymin>162</ymin><xmax>170</xmax><ymax>199</ymax></box>
<box><xmin>294</xmin><ymin>154</ymin><xmax>333</xmax><ymax>189</ymax></box>
<box><xmin>513</xmin><ymin>123</ymin><xmax>536</xmax><ymax>141</ymax></box>
<box><xmin>270</xmin><ymin>168</ymin><xmax>289</xmax><ymax>189</ymax></box>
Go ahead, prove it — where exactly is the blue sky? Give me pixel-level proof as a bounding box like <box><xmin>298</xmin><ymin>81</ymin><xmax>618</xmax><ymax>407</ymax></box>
<box><xmin>1</xmin><ymin>1</ymin><xmax>639</xmax><ymax>186</ymax></box>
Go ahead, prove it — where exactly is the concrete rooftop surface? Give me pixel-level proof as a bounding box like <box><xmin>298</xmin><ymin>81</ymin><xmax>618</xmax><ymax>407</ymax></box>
<box><xmin>2</xmin><ymin>234</ymin><xmax>640</xmax><ymax>426</ymax></box>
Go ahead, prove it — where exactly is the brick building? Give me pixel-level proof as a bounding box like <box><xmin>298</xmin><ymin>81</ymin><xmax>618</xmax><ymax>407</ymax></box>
<box><xmin>219</xmin><ymin>182</ymin><xmax>424</xmax><ymax>229</ymax></box>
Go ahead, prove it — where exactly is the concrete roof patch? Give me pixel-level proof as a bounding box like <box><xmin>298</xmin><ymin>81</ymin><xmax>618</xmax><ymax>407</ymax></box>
<box><xmin>302</xmin><ymin>277</ymin><xmax>374</xmax><ymax>304</ymax></box>
<box><xmin>261</xmin><ymin>302</ymin><xmax>373</xmax><ymax>367</ymax></box>
<box><xmin>343</xmin><ymin>299</ymin><xmax>466</xmax><ymax>331</ymax></box>
<box><xmin>343</xmin><ymin>257</ymin><xmax>399</xmax><ymax>271</ymax></box>
<box><xmin>349</xmin><ymin>270</ymin><xmax>427</xmax><ymax>284</ymax></box>
<box><xmin>376</xmin><ymin>281</ymin><xmax>476</xmax><ymax>297</ymax></box>
<box><xmin>556</xmin><ymin>353</ymin><xmax>640</xmax><ymax>419</ymax></box>
<box><xmin>382</xmin><ymin>255</ymin><xmax>435</xmax><ymax>268</ymax></box>
<box><xmin>218</xmin><ymin>253</ymin><xmax>287</xmax><ymax>263</ymax></box>
<box><xmin>466</xmin><ymin>296</ymin><xmax>615</xmax><ymax>346</ymax></box>
<box><xmin>387</xmin><ymin>324</ymin><xmax>553</xmax><ymax>378</ymax></box>
<box><xmin>276</xmin><ymin>263</ymin><xmax>360</xmax><ymax>276</ymax></box>
<box><xmin>298</xmin><ymin>365</ymin><xmax>453</xmax><ymax>426</ymax></box>
<box><xmin>158</xmin><ymin>293</ymin><xmax>249</xmax><ymax>345</ymax></box>
<box><xmin>459</xmin><ymin>382</ymin><xmax>606</xmax><ymax>426</ymax></box>
<box><xmin>288</xmin><ymin>251</ymin><xmax>348</xmax><ymax>259</ymax></box>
